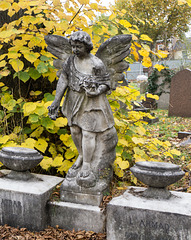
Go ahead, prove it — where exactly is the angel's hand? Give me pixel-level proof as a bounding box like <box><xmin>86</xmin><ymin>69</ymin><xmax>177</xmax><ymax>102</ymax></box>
<box><xmin>86</xmin><ymin>88</ymin><xmax>99</xmax><ymax>97</ymax></box>
<box><xmin>48</xmin><ymin>101</ymin><xmax>60</xmax><ymax>120</ymax></box>
<box><xmin>86</xmin><ymin>85</ymin><xmax>108</xmax><ymax>97</ymax></box>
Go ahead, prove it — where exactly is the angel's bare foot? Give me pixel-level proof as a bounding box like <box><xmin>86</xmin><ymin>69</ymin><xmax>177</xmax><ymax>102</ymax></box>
<box><xmin>76</xmin><ymin>165</ymin><xmax>96</xmax><ymax>188</ymax></box>
<box><xmin>71</xmin><ymin>155</ymin><xmax>83</xmax><ymax>170</ymax></box>
<box><xmin>78</xmin><ymin>163</ymin><xmax>91</xmax><ymax>178</ymax></box>
<box><xmin>66</xmin><ymin>155</ymin><xmax>83</xmax><ymax>178</ymax></box>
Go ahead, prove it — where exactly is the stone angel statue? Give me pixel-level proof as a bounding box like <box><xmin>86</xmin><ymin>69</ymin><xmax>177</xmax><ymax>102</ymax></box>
<box><xmin>45</xmin><ymin>31</ymin><xmax>131</xmax><ymax>203</ymax></box>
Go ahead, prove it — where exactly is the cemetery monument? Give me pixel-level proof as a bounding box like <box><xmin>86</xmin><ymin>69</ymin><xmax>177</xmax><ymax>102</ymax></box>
<box><xmin>45</xmin><ymin>31</ymin><xmax>132</xmax><ymax>206</ymax></box>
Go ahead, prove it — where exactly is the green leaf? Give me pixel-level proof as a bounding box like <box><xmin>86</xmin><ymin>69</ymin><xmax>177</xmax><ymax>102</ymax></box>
<box><xmin>37</xmin><ymin>62</ymin><xmax>48</xmax><ymax>73</ymax></box>
<box><xmin>28</xmin><ymin>68</ymin><xmax>41</xmax><ymax>80</ymax></box>
<box><xmin>44</xmin><ymin>93</ymin><xmax>55</xmax><ymax>101</ymax></box>
<box><xmin>28</xmin><ymin>114</ymin><xmax>39</xmax><ymax>123</ymax></box>
<box><xmin>23</xmin><ymin>127</ymin><xmax>32</xmax><ymax>134</ymax></box>
<box><xmin>40</xmin><ymin>56</ymin><xmax>51</xmax><ymax>61</ymax></box>
<box><xmin>18</xmin><ymin>71</ymin><xmax>30</xmax><ymax>82</ymax></box>
<box><xmin>41</xmin><ymin>117</ymin><xmax>54</xmax><ymax>129</ymax></box>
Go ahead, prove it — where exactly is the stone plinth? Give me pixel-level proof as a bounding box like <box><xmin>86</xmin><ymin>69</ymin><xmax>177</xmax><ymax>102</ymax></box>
<box><xmin>0</xmin><ymin>170</ymin><xmax>63</xmax><ymax>231</ymax></box>
<box><xmin>107</xmin><ymin>187</ymin><xmax>191</xmax><ymax>240</ymax></box>
<box><xmin>48</xmin><ymin>201</ymin><xmax>105</xmax><ymax>233</ymax></box>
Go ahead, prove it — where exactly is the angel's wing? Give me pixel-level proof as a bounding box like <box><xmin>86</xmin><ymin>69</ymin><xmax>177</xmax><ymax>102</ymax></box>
<box><xmin>44</xmin><ymin>35</ymin><xmax>72</xmax><ymax>77</ymax></box>
<box><xmin>96</xmin><ymin>34</ymin><xmax>132</xmax><ymax>90</ymax></box>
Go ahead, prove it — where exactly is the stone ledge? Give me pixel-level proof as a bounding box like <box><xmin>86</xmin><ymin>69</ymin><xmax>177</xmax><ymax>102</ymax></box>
<box><xmin>48</xmin><ymin>201</ymin><xmax>106</xmax><ymax>233</ymax></box>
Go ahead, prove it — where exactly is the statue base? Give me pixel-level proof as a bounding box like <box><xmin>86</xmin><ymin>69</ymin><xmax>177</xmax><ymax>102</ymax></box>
<box><xmin>61</xmin><ymin>177</ymin><xmax>109</xmax><ymax>206</ymax></box>
<box><xmin>48</xmin><ymin>200</ymin><xmax>106</xmax><ymax>233</ymax></box>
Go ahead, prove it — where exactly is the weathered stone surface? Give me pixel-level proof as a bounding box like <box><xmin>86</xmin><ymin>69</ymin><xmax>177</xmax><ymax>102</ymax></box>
<box><xmin>48</xmin><ymin>201</ymin><xmax>105</xmax><ymax>233</ymax></box>
<box><xmin>130</xmin><ymin>161</ymin><xmax>184</xmax><ymax>199</ymax></box>
<box><xmin>140</xmin><ymin>81</ymin><xmax>148</xmax><ymax>94</ymax></box>
<box><xmin>60</xmin><ymin>126</ymin><xmax>117</xmax><ymax>206</ymax></box>
<box><xmin>178</xmin><ymin>131</ymin><xmax>191</xmax><ymax>139</ymax></box>
<box><xmin>0</xmin><ymin>170</ymin><xmax>63</xmax><ymax>231</ymax></box>
<box><xmin>0</xmin><ymin>147</ymin><xmax>43</xmax><ymax>180</ymax></box>
<box><xmin>154</xmin><ymin>74</ymin><xmax>171</xmax><ymax>110</ymax></box>
<box><xmin>107</xmin><ymin>187</ymin><xmax>191</xmax><ymax>240</ymax></box>
<box><xmin>169</xmin><ymin>69</ymin><xmax>191</xmax><ymax>117</ymax></box>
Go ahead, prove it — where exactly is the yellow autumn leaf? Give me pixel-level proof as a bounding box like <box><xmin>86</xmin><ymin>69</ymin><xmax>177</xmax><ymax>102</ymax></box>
<box><xmin>9</xmin><ymin>59</ymin><xmax>24</xmax><ymax>72</ymax></box>
<box><xmin>157</xmin><ymin>50</ymin><xmax>169</xmax><ymax>58</ymax></box>
<box><xmin>136</xmin><ymin>125</ymin><xmax>146</xmax><ymax>136</ymax></box>
<box><xmin>0</xmin><ymin>70</ymin><xmax>10</xmax><ymax>77</ymax></box>
<box><xmin>0</xmin><ymin>60</ymin><xmax>6</xmax><ymax>68</ymax></box>
<box><xmin>113</xmin><ymin>162</ymin><xmax>124</xmax><ymax>178</ymax></box>
<box><xmin>21</xmin><ymin>138</ymin><xmax>36</xmax><ymax>149</ymax></box>
<box><xmin>49</xmin><ymin>144</ymin><xmax>57</xmax><ymax>158</ymax></box>
<box><xmin>65</xmin><ymin>149</ymin><xmax>75</xmax><ymax>159</ymax></box>
<box><xmin>146</xmin><ymin>93</ymin><xmax>159</xmax><ymax>100</ymax></box>
<box><xmin>0</xmin><ymin>29</ymin><xmax>24</xmax><ymax>39</ymax></box>
<box><xmin>8</xmin><ymin>51</ymin><xmax>21</xmax><ymax>59</ymax></box>
<box><xmin>35</xmin><ymin>138</ymin><xmax>48</xmax><ymax>153</ymax></box>
<box><xmin>30</xmin><ymin>127</ymin><xmax>44</xmax><ymax>138</ymax></box>
<box><xmin>0</xmin><ymin>135</ymin><xmax>10</xmax><ymax>144</ymax></box>
<box><xmin>58</xmin><ymin>159</ymin><xmax>74</xmax><ymax>173</ymax></box>
<box><xmin>154</xmin><ymin>64</ymin><xmax>165</xmax><ymax>72</ymax></box>
<box><xmin>142</xmin><ymin>56</ymin><xmax>152</xmax><ymax>68</ymax></box>
<box><xmin>170</xmin><ymin>149</ymin><xmax>181</xmax><ymax>156</ymax></box>
<box><xmin>0</xmin><ymin>1</ymin><xmax>11</xmax><ymax>10</ymax></box>
<box><xmin>116</xmin><ymin>157</ymin><xmax>129</xmax><ymax>170</ymax></box>
<box><xmin>142</xmin><ymin>44</ymin><xmax>151</xmax><ymax>52</ymax></box>
<box><xmin>140</xmin><ymin>34</ymin><xmax>153</xmax><ymax>42</ymax></box>
<box><xmin>24</xmin><ymin>52</ymin><xmax>39</xmax><ymax>63</ymax></box>
<box><xmin>13</xmin><ymin>126</ymin><xmax>22</xmax><ymax>134</ymax></box>
<box><xmin>118</xmin><ymin>138</ymin><xmax>129</xmax><ymax>146</ymax></box>
<box><xmin>54</xmin><ymin>117</ymin><xmax>68</xmax><ymax>127</ymax></box>
<box><xmin>12</xmin><ymin>2</ymin><xmax>20</xmax><ymax>13</ymax></box>
<box><xmin>23</xmin><ymin>102</ymin><xmax>37</xmax><ymax>115</ymax></box>
<box><xmin>138</xmin><ymin>49</ymin><xmax>149</xmax><ymax>57</ymax></box>
<box><xmin>134</xmin><ymin>154</ymin><xmax>147</xmax><ymax>162</ymax></box>
<box><xmin>163</xmin><ymin>152</ymin><xmax>173</xmax><ymax>158</ymax></box>
<box><xmin>119</xmin><ymin>19</ymin><xmax>132</xmax><ymax>28</ymax></box>
<box><xmin>132</xmin><ymin>137</ymin><xmax>145</xmax><ymax>144</ymax></box>
<box><xmin>52</xmin><ymin>155</ymin><xmax>63</xmax><ymax>167</ymax></box>
<box><xmin>178</xmin><ymin>0</ymin><xmax>187</xmax><ymax>4</ymax></box>
<box><xmin>40</xmin><ymin>157</ymin><xmax>53</xmax><ymax>170</ymax></box>
<box><xmin>78</xmin><ymin>0</ymin><xmax>89</xmax><ymax>4</ymax></box>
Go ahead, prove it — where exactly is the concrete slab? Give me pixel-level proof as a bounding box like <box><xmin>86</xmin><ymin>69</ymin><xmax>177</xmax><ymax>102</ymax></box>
<box><xmin>107</xmin><ymin>187</ymin><xmax>191</xmax><ymax>240</ymax></box>
<box><xmin>48</xmin><ymin>201</ymin><xmax>106</xmax><ymax>233</ymax></box>
<box><xmin>0</xmin><ymin>170</ymin><xmax>63</xmax><ymax>231</ymax></box>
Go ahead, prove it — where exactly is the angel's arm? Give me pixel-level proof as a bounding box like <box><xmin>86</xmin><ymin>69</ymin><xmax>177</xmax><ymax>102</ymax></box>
<box><xmin>48</xmin><ymin>72</ymin><xmax>68</xmax><ymax>120</ymax></box>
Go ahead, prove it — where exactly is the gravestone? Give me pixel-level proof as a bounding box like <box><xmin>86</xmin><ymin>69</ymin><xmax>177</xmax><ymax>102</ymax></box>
<box><xmin>107</xmin><ymin>162</ymin><xmax>191</xmax><ymax>240</ymax></box>
<box><xmin>169</xmin><ymin>69</ymin><xmax>191</xmax><ymax>117</ymax></box>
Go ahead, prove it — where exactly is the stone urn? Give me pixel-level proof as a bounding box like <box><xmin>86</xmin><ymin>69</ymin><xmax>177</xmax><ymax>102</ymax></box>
<box><xmin>130</xmin><ymin>161</ymin><xmax>185</xmax><ymax>199</ymax></box>
<box><xmin>0</xmin><ymin>147</ymin><xmax>43</xmax><ymax>180</ymax></box>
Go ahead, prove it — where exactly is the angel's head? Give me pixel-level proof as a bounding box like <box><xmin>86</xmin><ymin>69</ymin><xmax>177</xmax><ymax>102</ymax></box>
<box><xmin>69</xmin><ymin>31</ymin><xmax>93</xmax><ymax>57</ymax></box>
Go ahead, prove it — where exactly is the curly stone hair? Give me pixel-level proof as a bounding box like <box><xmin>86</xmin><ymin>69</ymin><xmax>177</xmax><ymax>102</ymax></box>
<box><xmin>69</xmin><ymin>31</ymin><xmax>93</xmax><ymax>53</ymax></box>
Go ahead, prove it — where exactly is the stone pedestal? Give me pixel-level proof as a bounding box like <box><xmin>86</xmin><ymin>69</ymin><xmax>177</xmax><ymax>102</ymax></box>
<box><xmin>48</xmin><ymin>201</ymin><xmax>105</xmax><ymax>233</ymax></box>
<box><xmin>0</xmin><ymin>170</ymin><xmax>63</xmax><ymax>231</ymax></box>
<box><xmin>107</xmin><ymin>187</ymin><xmax>191</xmax><ymax>240</ymax></box>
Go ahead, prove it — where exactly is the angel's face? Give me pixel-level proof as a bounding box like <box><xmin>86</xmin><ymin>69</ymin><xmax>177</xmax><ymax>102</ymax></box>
<box><xmin>71</xmin><ymin>40</ymin><xmax>88</xmax><ymax>58</ymax></box>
